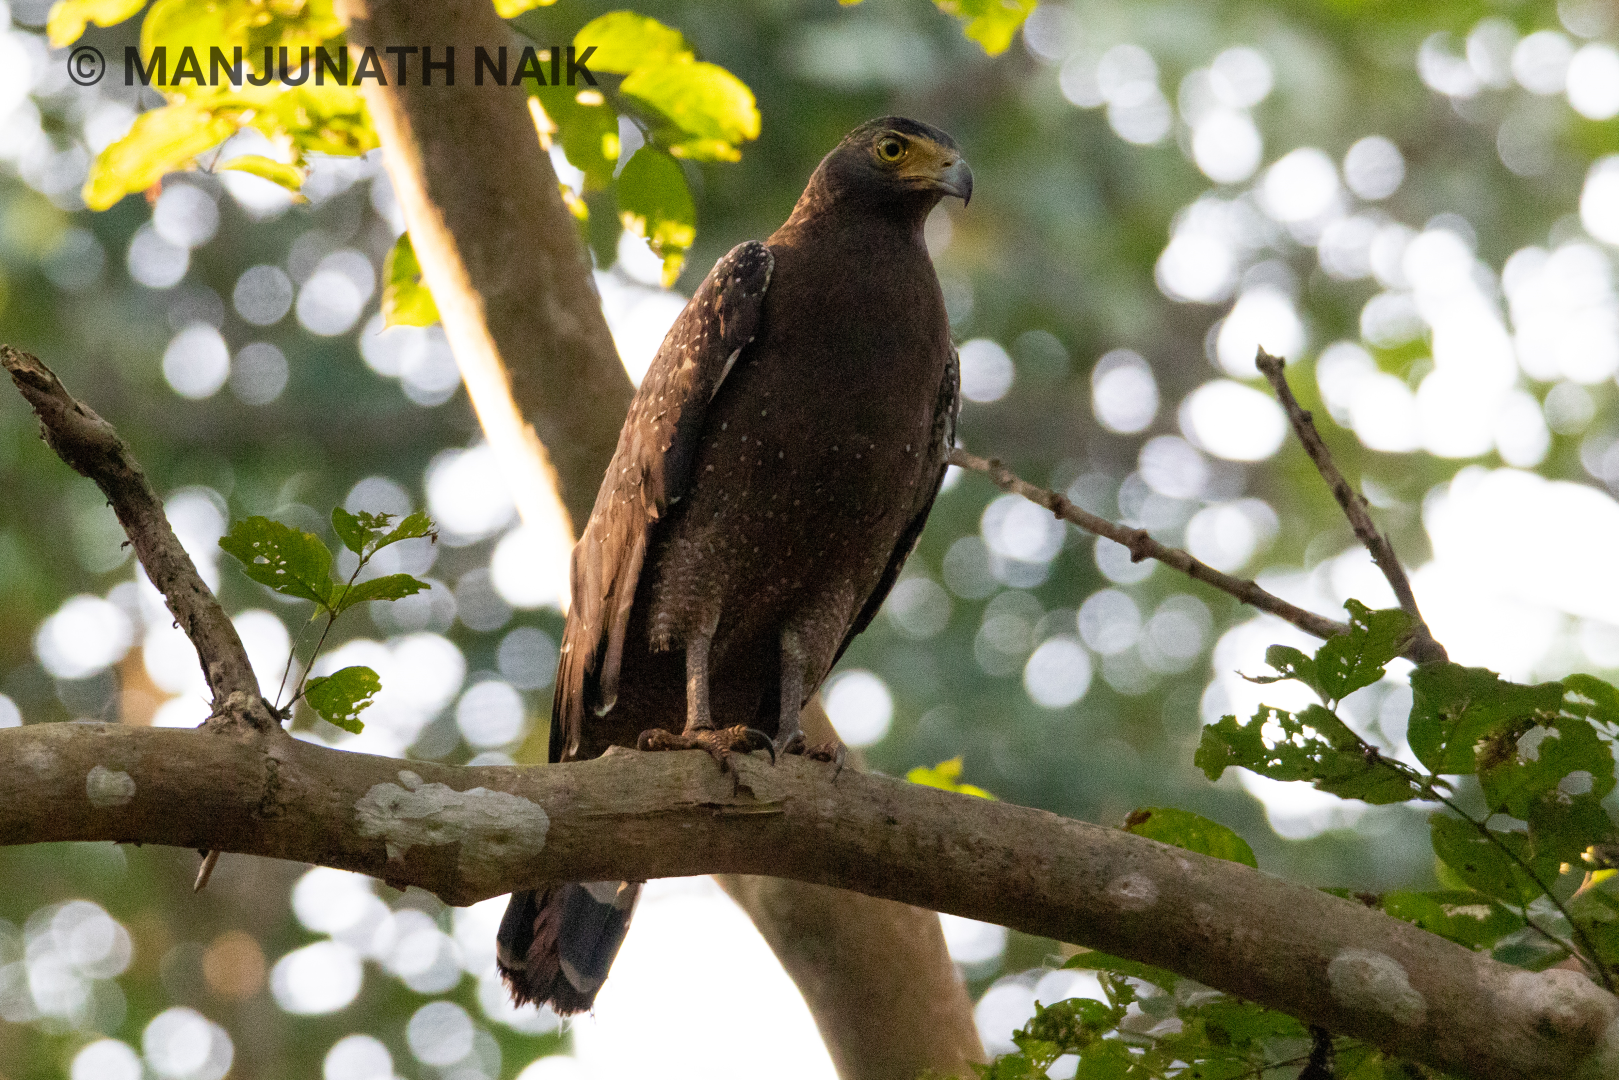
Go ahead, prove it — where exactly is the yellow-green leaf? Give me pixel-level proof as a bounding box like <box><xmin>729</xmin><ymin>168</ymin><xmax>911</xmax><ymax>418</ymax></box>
<box><xmin>217</xmin><ymin>153</ymin><xmax>304</xmax><ymax>191</ymax></box>
<box><xmin>616</xmin><ymin>148</ymin><xmax>695</xmax><ymax>287</ymax></box>
<box><xmin>575</xmin><ymin>11</ymin><xmax>689</xmax><ymax>74</ymax></box>
<box><xmin>906</xmin><ymin>756</ymin><xmax>996</xmax><ymax>799</ymax></box>
<box><xmin>934</xmin><ymin>0</ymin><xmax>1037</xmax><ymax>56</ymax></box>
<box><xmin>83</xmin><ymin>102</ymin><xmax>236</xmax><ymax>210</ymax></box>
<box><xmin>621</xmin><ymin>56</ymin><xmax>760</xmax><ymax>147</ymax></box>
<box><xmin>382</xmin><ymin>233</ymin><xmax>440</xmax><ymax>328</ymax></box>
<box><xmin>493</xmin><ymin>0</ymin><xmax>556</xmax><ymax>16</ymax></box>
<box><xmin>47</xmin><ymin>0</ymin><xmax>145</xmax><ymax>47</ymax></box>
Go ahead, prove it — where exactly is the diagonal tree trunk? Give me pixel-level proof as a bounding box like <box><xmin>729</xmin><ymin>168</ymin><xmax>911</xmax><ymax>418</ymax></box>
<box><xmin>331</xmin><ymin>1</ymin><xmax>985</xmax><ymax>1073</ymax></box>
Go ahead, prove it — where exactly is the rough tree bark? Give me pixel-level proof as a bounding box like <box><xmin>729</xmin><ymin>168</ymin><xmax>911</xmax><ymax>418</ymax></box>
<box><xmin>0</xmin><ymin>723</ymin><xmax>1613</xmax><ymax>1080</ymax></box>
<box><xmin>315</xmin><ymin>1</ymin><xmax>991</xmax><ymax>1073</ymax></box>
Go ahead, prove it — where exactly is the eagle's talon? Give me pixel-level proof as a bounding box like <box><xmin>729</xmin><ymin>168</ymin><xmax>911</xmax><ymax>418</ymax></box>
<box><xmin>636</xmin><ymin>725</ymin><xmax>774</xmax><ymax>772</ymax></box>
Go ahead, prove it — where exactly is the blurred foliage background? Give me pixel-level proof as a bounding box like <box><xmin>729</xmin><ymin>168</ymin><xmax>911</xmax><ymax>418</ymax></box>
<box><xmin>4</xmin><ymin>0</ymin><xmax>1619</xmax><ymax>1076</ymax></box>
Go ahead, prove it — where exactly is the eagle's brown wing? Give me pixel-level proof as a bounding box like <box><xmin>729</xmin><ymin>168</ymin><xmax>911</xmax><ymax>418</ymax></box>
<box><xmin>550</xmin><ymin>241</ymin><xmax>773</xmax><ymax>764</ymax></box>
<box><xmin>832</xmin><ymin>343</ymin><xmax>960</xmax><ymax>667</ymax></box>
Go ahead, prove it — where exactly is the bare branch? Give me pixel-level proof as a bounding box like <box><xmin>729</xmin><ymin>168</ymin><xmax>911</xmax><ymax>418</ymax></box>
<box><xmin>1</xmin><ymin>345</ymin><xmax>278</xmax><ymax>735</ymax></box>
<box><xmin>1254</xmin><ymin>349</ymin><xmax>1448</xmax><ymax>664</ymax></box>
<box><xmin>949</xmin><ymin>447</ymin><xmax>1356</xmax><ymax>645</ymax></box>
<box><xmin>1</xmin><ymin>722</ymin><xmax>1613</xmax><ymax>1080</ymax></box>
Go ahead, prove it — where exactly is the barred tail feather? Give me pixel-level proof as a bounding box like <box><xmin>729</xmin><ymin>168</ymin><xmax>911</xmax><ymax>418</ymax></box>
<box><xmin>495</xmin><ymin>882</ymin><xmax>640</xmax><ymax>1015</ymax></box>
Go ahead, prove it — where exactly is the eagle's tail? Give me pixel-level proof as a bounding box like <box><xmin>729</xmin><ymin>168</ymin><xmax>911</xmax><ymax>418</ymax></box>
<box><xmin>495</xmin><ymin>881</ymin><xmax>641</xmax><ymax>1014</ymax></box>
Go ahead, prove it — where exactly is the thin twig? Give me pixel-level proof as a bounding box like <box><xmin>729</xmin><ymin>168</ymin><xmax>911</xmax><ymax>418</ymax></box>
<box><xmin>949</xmin><ymin>448</ymin><xmax>1369</xmax><ymax>649</ymax></box>
<box><xmin>1253</xmin><ymin>349</ymin><xmax>1448</xmax><ymax>664</ymax></box>
<box><xmin>193</xmin><ymin>849</ymin><xmax>220</xmax><ymax>892</ymax></box>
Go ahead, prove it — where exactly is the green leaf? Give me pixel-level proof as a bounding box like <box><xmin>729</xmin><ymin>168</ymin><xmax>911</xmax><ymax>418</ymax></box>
<box><xmin>616</xmin><ymin>148</ymin><xmax>696</xmax><ymax>287</ymax></box>
<box><xmin>217</xmin><ymin>154</ymin><xmax>305</xmax><ymax>192</ymax></box>
<box><xmin>1563</xmin><ymin>673</ymin><xmax>1619</xmax><ymax>732</ymax></box>
<box><xmin>1122</xmin><ymin>807</ymin><xmax>1257</xmax><ymax>868</ymax></box>
<box><xmin>46</xmin><ymin>0</ymin><xmax>145</xmax><ymax>47</ymax></box>
<box><xmin>1479</xmin><ymin>716</ymin><xmax>1617</xmax><ymax>820</ymax></box>
<box><xmin>1408</xmin><ymin>664</ymin><xmax>1565</xmax><ymax>775</ymax></box>
<box><xmin>382</xmin><ymin>234</ymin><xmax>441</xmax><ymax>328</ymax></box>
<box><xmin>621</xmin><ymin>57</ymin><xmax>760</xmax><ymax>154</ymax></box>
<box><xmin>304</xmin><ymin>665</ymin><xmax>380</xmax><ymax>734</ymax></box>
<box><xmin>575</xmin><ymin>11</ymin><xmax>688</xmax><ymax>73</ymax></box>
<box><xmin>218</xmin><ymin>517</ymin><xmax>334</xmax><ymax>606</ymax></box>
<box><xmin>1314</xmin><ymin>600</ymin><xmax>1411</xmax><ymax>703</ymax></box>
<box><xmin>932</xmin><ymin>0</ymin><xmax>1037</xmax><ymax>56</ymax></box>
<box><xmin>329</xmin><ymin>506</ymin><xmax>376</xmax><ymax>556</ymax></box>
<box><xmin>377</xmin><ymin>509</ymin><xmax>437</xmax><ymax>551</ymax></box>
<box><xmin>1430</xmin><ymin>813</ymin><xmax>1560</xmax><ymax>906</ymax></box>
<box><xmin>906</xmin><ymin>756</ymin><xmax>996</xmax><ymax>799</ymax></box>
<box><xmin>1246</xmin><ymin>645</ymin><xmax>1318</xmax><ymax>691</ymax></box>
<box><xmin>493</xmin><ymin>0</ymin><xmax>556</xmax><ymax>15</ymax></box>
<box><xmin>1062</xmin><ymin>948</ymin><xmax>1180</xmax><ymax>991</ymax></box>
<box><xmin>538</xmin><ymin>89</ymin><xmax>619</xmax><ymax>192</ymax></box>
<box><xmin>332</xmin><ymin>573</ymin><xmax>430</xmax><ymax>614</ymax></box>
<box><xmin>1195</xmin><ymin>706</ymin><xmax>1423</xmax><ymax>804</ymax></box>
<box><xmin>1379</xmin><ymin>889</ymin><xmax>1526</xmax><ymax>950</ymax></box>
<box><xmin>83</xmin><ymin>103</ymin><xmax>237</xmax><ymax>210</ymax></box>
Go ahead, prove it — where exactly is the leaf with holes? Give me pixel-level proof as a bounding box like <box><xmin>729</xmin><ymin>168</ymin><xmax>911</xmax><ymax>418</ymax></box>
<box><xmin>1123</xmin><ymin>807</ymin><xmax>1257</xmax><ymax>868</ymax></box>
<box><xmin>304</xmin><ymin>665</ymin><xmax>380</xmax><ymax>734</ymax></box>
<box><xmin>1407</xmin><ymin>663</ymin><xmax>1565</xmax><ymax>775</ymax></box>
<box><xmin>1379</xmin><ymin>890</ymin><xmax>1526</xmax><ymax>951</ymax></box>
<box><xmin>1197</xmin><ymin>705</ymin><xmax>1423</xmax><ymax>804</ymax></box>
<box><xmin>376</xmin><ymin>509</ymin><xmax>436</xmax><ymax>551</ymax></box>
<box><xmin>1242</xmin><ymin>645</ymin><xmax>1318</xmax><ymax>691</ymax></box>
<box><xmin>1430</xmin><ymin>813</ymin><xmax>1561</xmax><ymax>906</ymax></box>
<box><xmin>218</xmin><ymin>516</ymin><xmax>334</xmax><ymax>607</ymax></box>
<box><xmin>1314</xmin><ymin>600</ymin><xmax>1410</xmax><ymax>703</ymax></box>
<box><xmin>1564</xmin><ymin>673</ymin><xmax>1619</xmax><ymax>734</ymax></box>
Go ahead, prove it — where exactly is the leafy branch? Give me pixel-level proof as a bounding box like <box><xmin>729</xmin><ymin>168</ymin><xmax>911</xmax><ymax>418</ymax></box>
<box><xmin>217</xmin><ymin>507</ymin><xmax>437</xmax><ymax>733</ymax></box>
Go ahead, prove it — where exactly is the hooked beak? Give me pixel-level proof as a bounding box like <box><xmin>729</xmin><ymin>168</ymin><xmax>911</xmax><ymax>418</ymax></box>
<box><xmin>938</xmin><ymin>158</ymin><xmax>973</xmax><ymax>205</ymax></box>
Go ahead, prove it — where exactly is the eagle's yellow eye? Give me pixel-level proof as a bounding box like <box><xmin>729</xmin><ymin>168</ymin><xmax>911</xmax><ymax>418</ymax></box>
<box><xmin>876</xmin><ymin>137</ymin><xmax>906</xmax><ymax>161</ymax></box>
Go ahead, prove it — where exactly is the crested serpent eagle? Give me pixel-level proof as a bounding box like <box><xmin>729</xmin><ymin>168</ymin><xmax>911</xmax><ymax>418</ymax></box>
<box><xmin>497</xmin><ymin>116</ymin><xmax>972</xmax><ymax>1013</ymax></box>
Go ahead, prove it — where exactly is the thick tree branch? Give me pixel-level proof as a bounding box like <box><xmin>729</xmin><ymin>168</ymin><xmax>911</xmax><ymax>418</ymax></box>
<box><xmin>0</xmin><ymin>345</ymin><xmax>278</xmax><ymax>736</ymax></box>
<box><xmin>1</xmin><ymin>722</ymin><xmax>1612</xmax><ymax>1080</ymax></box>
<box><xmin>334</xmin><ymin>0</ymin><xmax>633</xmax><ymax>532</ymax></box>
<box><xmin>1254</xmin><ymin>350</ymin><xmax>1447</xmax><ymax>664</ymax></box>
<box><xmin>949</xmin><ymin>447</ymin><xmax>1357</xmax><ymax>645</ymax></box>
